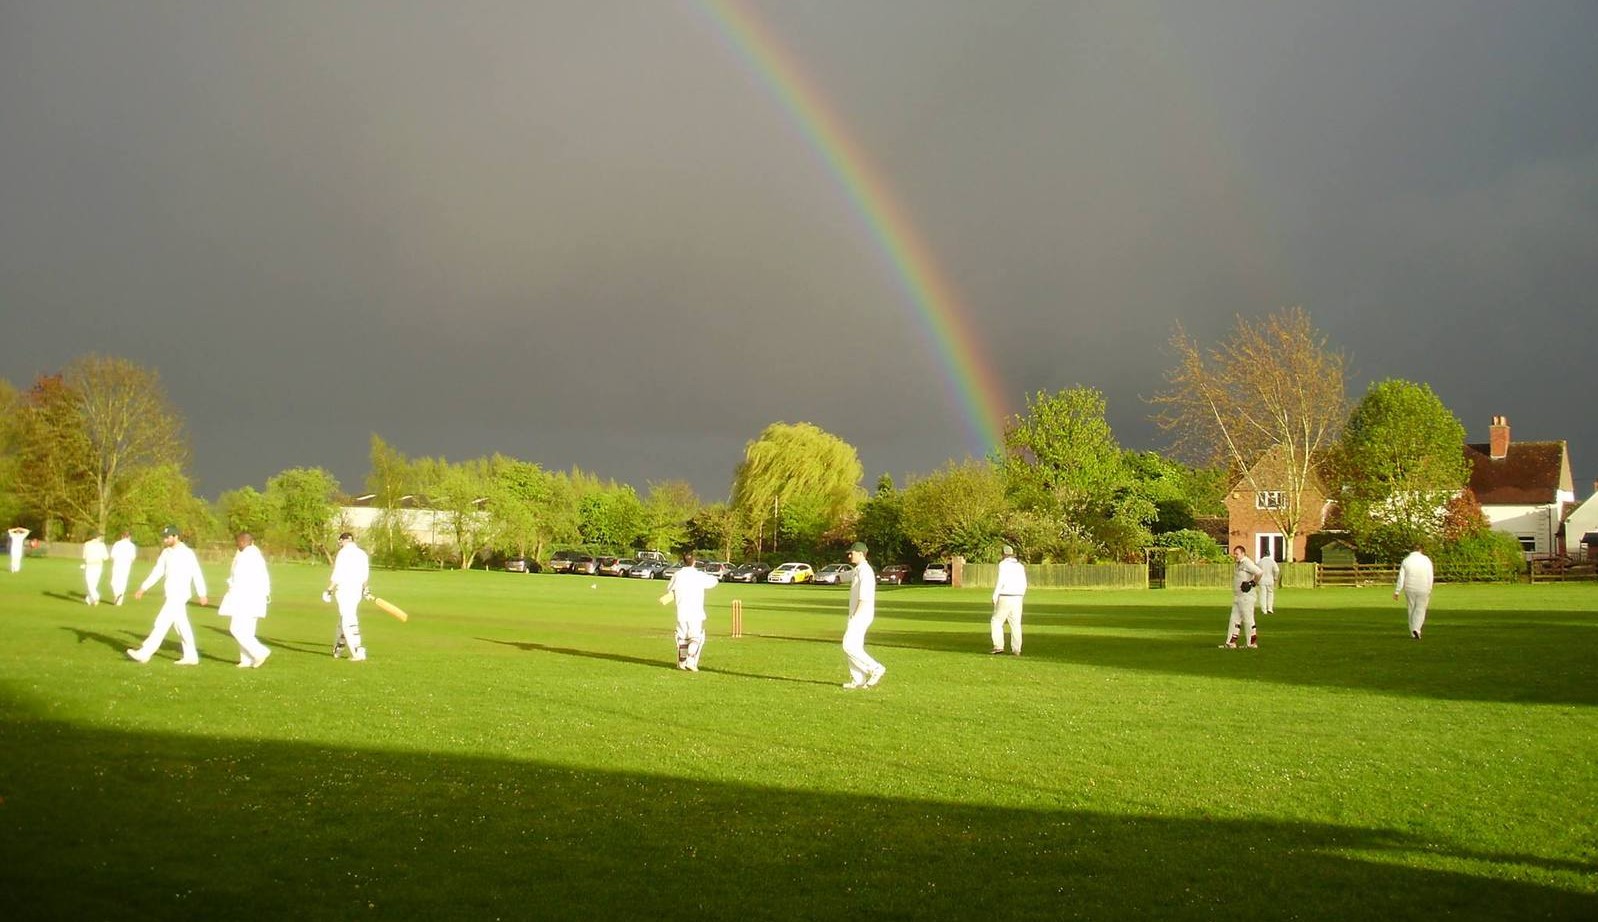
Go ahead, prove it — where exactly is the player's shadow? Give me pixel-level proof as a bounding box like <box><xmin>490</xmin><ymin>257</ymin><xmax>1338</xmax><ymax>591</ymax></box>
<box><xmin>60</xmin><ymin>626</ymin><xmax>136</xmax><ymax>655</ymax></box>
<box><xmin>479</xmin><ymin>638</ymin><xmax>835</xmax><ymax>686</ymax></box>
<box><xmin>42</xmin><ymin>590</ymin><xmax>87</xmax><ymax>605</ymax></box>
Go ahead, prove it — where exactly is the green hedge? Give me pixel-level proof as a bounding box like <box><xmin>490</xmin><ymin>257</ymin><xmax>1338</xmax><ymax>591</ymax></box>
<box><xmin>1166</xmin><ymin>562</ymin><xmax>1317</xmax><ymax>589</ymax></box>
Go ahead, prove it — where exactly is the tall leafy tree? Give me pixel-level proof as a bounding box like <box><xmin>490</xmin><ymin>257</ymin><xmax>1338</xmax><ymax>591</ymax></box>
<box><xmin>431</xmin><ymin>459</ymin><xmax>495</xmax><ymax>569</ymax></box>
<box><xmin>730</xmin><ymin>422</ymin><xmax>862</xmax><ymax>556</ymax></box>
<box><xmin>486</xmin><ymin>456</ymin><xmax>549</xmax><ymax>559</ymax></box>
<box><xmin>1002</xmin><ymin>387</ymin><xmax>1153</xmax><ymax>561</ymax></box>
<box><xmin>1151</xmin><ymin>307</ymin><xmax>1348</xmax><ymax>560</ymax></box>
<box><xmin>0</xmin><ymin>378</ymin><xmax>25</xmax><ymax>528</ymax></box>
<box><xmin>65</xmin><ymin>355</ymin><xmax>188</xmax><ymax>535</ymax></box>
<box><xmin>14</xmin><ymin>373</ymin><xmax>93</xmax><ymax>538</ymax></box>
<box><xmin>217</xmin><ymin>485</ymin><xmax>275</xmax><ymax>538</ymax></box>
<box><xmin>899</xmin><ymin>460</ymin><xmax>1008</xmax><ymax>561</ymax></box>
<box><xmin>266</xmin><ymin>467</ymin><xmax>341</xmax><ymax>562</ymax></box>
<box><xmin>641</xmin><ymin>480</ymin><xmax>700</xmax><ymax>554</ymax></box>
<box><xmin>856</xmin><ymin>474</ymin><xmax>912</xmax><ymax>565</ymax></box>
<box><xmin>1334</xmin><ymin>379</ymin><xmax>1470</xmax><ymax>559</ymax></box>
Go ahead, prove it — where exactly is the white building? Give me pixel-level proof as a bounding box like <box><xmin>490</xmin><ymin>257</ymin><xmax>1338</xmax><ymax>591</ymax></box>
<box><xmin>1562</xmin><ymin>483</ymin><xmax>1598</xmax><ymax>561</ymax></box>
<box><xmin>338</xmin><ymin>494</ymin><xmax>484</xmax><ymax>548</ymax></box>
<box><xmin>1464</xmin><ymin>416</ymin><xmax>1575</xmax><ymax>558</ymax></box>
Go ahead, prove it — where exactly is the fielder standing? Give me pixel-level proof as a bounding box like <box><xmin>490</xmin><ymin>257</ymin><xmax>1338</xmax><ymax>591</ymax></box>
<box><xmin>109</xmin><ymin>530</ymin><xmax>137</xmax><ymax>605</ymax></box>
<box><xmin>219</xmin><ymin>531</ymin><xmax>272</xmax><ymax>667</ymax></box>
<box><xmin>1394</xmin><ymin>543</ymin><xmax>1434</xmax><ymax>640</ymax></box>
<box><xmin>326</xmin><ymin>531</ymin><xmax>370</xmax><ymax>661</ymax></box>
<box><xmin>8</xmin><ymin>526</ymin><xmax>29</xmax><ymax>573</ymax></box>
<box><xmin>1220</xmin><ymin>545</ymin><xmax>1263</xmax><ymax>649</ymax></box>
<box><xmin>1256</xmin><ymin>552</ymin><xmax>1281</xmax><ymax>614</ymax></box>
<box><xmin>841</xmin><ymin>542</ymin><xmax>885</xmax><ymax>689</ymax></box>
<box><xmin>128</xmin><ymin>525</ymin><xmax>207</xmax><ymax>665</ymax></box>
<box><xmin>82</xmin><ymin>531</ymin><xmax>110</xmax><ymax>605</ymax></box>
<box><xmin>662</xmin><ymin>552</ymin><xmax>719</xmax><ymax>672</ymax></box>
<box><xmin>990</xmin><ymin>544</ymin><xmax>1028</xmax><ymax>655</ymax></box>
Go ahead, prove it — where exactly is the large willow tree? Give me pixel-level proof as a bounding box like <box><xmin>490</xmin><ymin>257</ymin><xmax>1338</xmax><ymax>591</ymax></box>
<box><xmin>730</xmin><ymin>422</ymin><xmax>862</xmax><ymax>556</ymax></box>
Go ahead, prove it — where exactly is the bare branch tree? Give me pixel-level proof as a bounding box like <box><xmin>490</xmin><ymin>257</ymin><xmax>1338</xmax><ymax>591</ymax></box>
<box><xmin>1150</xmin><ymin>307</ymin><xmax>1347</xmax><ymax>560</ymax></box>
<box><xmin>67</xmin><ymin>355</ymin><xmax>188</xmax><ymax>535</ymax></box>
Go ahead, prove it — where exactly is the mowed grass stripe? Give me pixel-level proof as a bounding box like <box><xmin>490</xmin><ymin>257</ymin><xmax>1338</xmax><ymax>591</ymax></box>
<box><xmin>2</xmin><ymin>558</ymin><xmax>1593</xmax><ymax>920</ymax></box>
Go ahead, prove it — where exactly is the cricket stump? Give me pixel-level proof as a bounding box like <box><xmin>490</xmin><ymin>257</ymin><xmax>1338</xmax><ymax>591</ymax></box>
<box><xmin>730</xmin><ymin>599</ymin><xmax>743</xmax><ymax>638</ymax></box>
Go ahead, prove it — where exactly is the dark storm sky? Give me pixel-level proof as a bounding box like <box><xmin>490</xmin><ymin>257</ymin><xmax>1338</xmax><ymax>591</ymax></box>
<box><xmin>3</xmin><ymin>0</ymin><xmax>1595</xmax><ymax>501</ymax></box>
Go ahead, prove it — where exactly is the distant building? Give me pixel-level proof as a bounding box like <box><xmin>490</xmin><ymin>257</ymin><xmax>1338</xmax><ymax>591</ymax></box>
<box><xmin>1223</xmin><ymin>444</ymin><xmax>1333</xmax><ymax>563</ymax></box>
<box><xmin>1464</xmin><ymin>416</ymin><xmax>1575</xmax><ymax>558</ymax></box>
<box><xmin>338</xmin><ymin>494</ymin><xmax>485</xmax><ymax>548</ymax></box>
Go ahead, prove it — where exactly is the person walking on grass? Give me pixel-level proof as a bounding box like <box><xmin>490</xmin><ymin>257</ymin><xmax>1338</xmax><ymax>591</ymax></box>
<box><xmin>326</xmin><ymin>531</ymin><xmax>370</xmax><ymax>661</ymax></box>
<box><xmin>841</xmin><ymin>542</ymin><xmax>885</xmax><ymax>689</ymax></box>
<box><xmin>127</xmin><ymin>525</ymin><xmax>207</xmax><ymax>665</ymax></box>
<box><xmin>82</xmin><ymin>531</ymin><xmax>109</xmax><ymax>605</ymax></box>
<box><xmin>660</xmin><ymin>551</ymin><xmax>719</xmax><ymax>672</ymax></box>
<box><xmin>1256</xmin><ymin>551</ymin><xmax>1280</xmax><ymax>614</ymax></box>
<box><xmin>990</xmin><ymin>544</ymin><xmax>1027</xmax><ymax>655</ymax></box>
<box><xmin>1394</xmin><ymin>543</ymin><xmax>1434</xmax><ymax>640</ymax></box>
<box><xmin>219</xmin><ymin>532</ymin><xmax>272</xmax><ymax>668</ymax></box>
<box><xmin>1221</xmin><ymin>545</ymin><xmax>1263</xmax><ymax>649</ymax></box>
<box><xmin>109</xmin><ymin>530</ymin><xmax>137</xmax><ymax>605</ymax></box>
<box><xmin>8</xmin><ymin>525</ymin><xmax>29</xmax><ymax>573</ymax></box>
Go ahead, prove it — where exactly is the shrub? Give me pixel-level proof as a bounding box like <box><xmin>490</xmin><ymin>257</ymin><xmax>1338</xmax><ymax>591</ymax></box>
<box><xmin>1433</xmin><ymin>530</ymin><xmax>1525</xmax><ymax>582</ymax></box>
<box><xmin>1152</xmin><ymin>528</ymin><xmax>1228</xmax><ymax>563</ymax></box>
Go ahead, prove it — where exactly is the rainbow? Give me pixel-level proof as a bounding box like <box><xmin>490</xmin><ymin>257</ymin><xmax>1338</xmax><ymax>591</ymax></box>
<box><xmin>696</xmin><ymin>0</ymin><xmax>1011</xmax><ymax>454</ymax></box>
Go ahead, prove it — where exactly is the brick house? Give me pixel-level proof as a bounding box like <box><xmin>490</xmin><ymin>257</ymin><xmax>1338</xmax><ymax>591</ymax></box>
<box><xmin>1465</xmin><ymin>416</ymin><xmax>1575</xmax><ymax>558</ymax></box>
<box><xmin>1223</xmin><ymin>444</ymin><xmax>1332</xmax><ymax>563</ymax></box>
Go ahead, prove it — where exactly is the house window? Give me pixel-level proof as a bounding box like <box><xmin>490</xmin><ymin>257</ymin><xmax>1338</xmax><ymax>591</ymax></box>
<box><xmin>1255</xmin><ymin>491</ymin><xmax>1285</xmax><ymax>510</ymax></box>
<box><xmin>1516</xmin><ymin>535</ymin><xmax>1536</xmax><ymax>553</ymax></box>
<box><xmin>1257</xmin><ymin>534</ymin><xmax>1285</xmax><ymax>562</ymax></box>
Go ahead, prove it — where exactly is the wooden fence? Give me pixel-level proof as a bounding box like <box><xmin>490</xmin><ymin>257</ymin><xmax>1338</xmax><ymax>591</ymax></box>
<box><xmin>1165</xmin><ymin>562</ymin><xmax>1317</xmax><ymax>590</ymax></box>
<box><xmin>960</xmin><ymin>563</ymin><xmax>1147</xmax><ymax>590</ymax></box>
<box><xmin>1315</xmin><ymin>564</ymin><xmax>1397</xmax><ymax>587</ymax></box>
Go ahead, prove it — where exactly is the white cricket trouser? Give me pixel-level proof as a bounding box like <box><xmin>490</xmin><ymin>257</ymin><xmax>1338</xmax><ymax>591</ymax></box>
<box><xmin>334</xmin><ymin>591</ymin><xmax>365</xmax><ymax>656</ymax></box>
<box><xmin>676</xmin><ymin>616</ymin><xmax>706</xmax><ymax>669</ymax></box>
<box><xmin>1404</xmin><ymin>589</ymin><xmax>1431</xmax><ymax>635</ymax></box>
<box><xmin>842</xmin><ymin>612</ymin><xmax>881</xmax><ymax>685</ymax></box>
<box><xmin>9</xmin><ymin>545</ymin><xmax>21</xmax><ymax>572</ymax></box>
<box><xmin>1258</xmin><ymin>583</ymin><xmax>1276</xmax><ymax>613</ymax></box>
<box><xmin>84</xmin><ymin>562</ymin><xmax>105</xmax><ymax>603</ymax></box>
<box><xmin>135</xmin><ymin>597</ymin><xmax>198</xmax><ymax>661</ymax></box>
<box><xmin>111</xmin><ymin>562</ymin><xmax>133</xmax><ymax>602</ymax></box>
<box><xmin>991</xmin><ymin>596</ymin><xmax>1024</xmax><ymax>652</ymax></box>
<box><xmin>229</xmin><ymin>616</ymin><xmax>270</xmax><ymax>664</ymax></box>
<box><xmin>1225</xmin><ymin>591</ymin><xmax>1257</xmax><ymax>642</ymax></box>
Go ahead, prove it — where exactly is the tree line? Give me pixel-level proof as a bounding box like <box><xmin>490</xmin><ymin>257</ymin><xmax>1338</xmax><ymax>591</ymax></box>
<box><xmin>1</xmin><ymin>311</ymin><xmax>1516</xmax><ymax>570</ymax></box>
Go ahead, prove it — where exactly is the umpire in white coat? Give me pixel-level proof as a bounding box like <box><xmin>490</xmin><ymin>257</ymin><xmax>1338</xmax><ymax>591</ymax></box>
<box><xmin>109</xmin><ymin>530</ymin><xmax>137</xmax><ymax>605</ymax></box>
<box><xmin>128</xmin><ymin>525</ymin><xmax>208</xmax><ymax>665</ymax></box>
<box><xmin>1221</xmin><ymin>545</ymin><xmax>1263</xmax><ymax>649</ymax></box>
<box><xmin>990</xmin><ymin>544</ymin><xmax>1028</xmax><ymax>655</ymax></box>
<box><xmin>219</xmin><ymin>532</ymin><xmax>272</xmax><ymax>667</ymax></box>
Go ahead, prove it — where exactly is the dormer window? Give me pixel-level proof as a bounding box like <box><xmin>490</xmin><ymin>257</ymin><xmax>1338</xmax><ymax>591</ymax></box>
<box><xmin>1256</xmin><ymin>491</ymin><xmax>1285</xmax><ymax>510</ymax></box>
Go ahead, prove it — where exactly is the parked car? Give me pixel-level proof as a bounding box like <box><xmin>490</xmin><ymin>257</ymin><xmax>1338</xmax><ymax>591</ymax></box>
<box><xmin>767</xmin><ymin>562</ymin><xmax>815</xmax><ymax>584</ymax></box>
<box><xmin>814</xmin><ymin>563</ymin><xmax>854</xmax><ymax>585</ymax></box>
<box><xmin>570</xmin><ymin>554</ymin><xmax>600</xmax><ymax>575</ymax></box>
<box><xmin>725</xmin><ymin>562</ymin><xmax>772</xmax><ymax>583</ymax></box>
<box><xmin>660</xmin><ymin>561</ymin><xmax>690</xmax><ymax>580</ymax></box>
<box><xmin>700</xmin><ymin>561</ymin><xmax>732</xmax><ymax>580</ymax></box>
<box><xmin>628</xmin><ymin>559</ymin><xmax>670</xmax><ymax>579</ymax></box>
<box><xmin>614</xmin><ymin>558</ymin><xmax>637</xmax><ymax>576</ymax></box>
<box><xmin>877</xmin><ymin>564</ymin><xmax>912</xmax><ymax>584</ymax></box>
<box><xmin>505</xmin><ymin>556</ymin><xmax>539</xmax><ymax>574</ymax></box>
<box><xmin>548</xmin><ymin>550</ymin><xmax>581</xmax><ymax>574</ymax></box>
<box><xmin>597</xmin><ymin>556</ymin><xmax>630</xmax><ymax>577</ymax></box>
<box><xmin>922</xmin><ymin>562</ymin><xmax>951</xmax><ymax>584</ymax></box>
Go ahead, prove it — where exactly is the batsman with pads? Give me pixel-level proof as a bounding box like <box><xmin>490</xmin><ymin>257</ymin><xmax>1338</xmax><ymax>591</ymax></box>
<box><xmin>326</xmin><ymin>531</ymin><xmax>371</xmax><ymax>661</ymax></box>
<box><xmin>661</xmin><ymin>552</ymin><xmax>719</xmax><ymax>672</ymax></box>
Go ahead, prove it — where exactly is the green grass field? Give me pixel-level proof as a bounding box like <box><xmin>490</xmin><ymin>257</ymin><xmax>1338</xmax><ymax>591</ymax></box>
<box><xmin>2</xmin><ymin>557</ymin><xmax>1594</xmax><ymax>920</ymax></box>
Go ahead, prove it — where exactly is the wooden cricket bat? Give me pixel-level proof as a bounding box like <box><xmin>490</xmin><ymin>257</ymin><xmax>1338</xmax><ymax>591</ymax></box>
<box><xmin>373</xmin><ymin>597</ymin><xmax>410</xmax><ymax>622</ymax></box>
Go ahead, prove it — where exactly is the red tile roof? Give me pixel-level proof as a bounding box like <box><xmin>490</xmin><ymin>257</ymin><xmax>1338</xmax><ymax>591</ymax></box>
<box><xmin>1464</xmin><ymin>441</ymin><xmax>1569</xmax><ymax>505</ymax></box>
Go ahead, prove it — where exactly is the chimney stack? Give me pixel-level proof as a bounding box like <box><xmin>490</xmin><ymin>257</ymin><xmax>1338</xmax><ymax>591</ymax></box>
<box><xmin>1489</xmin><ymin>415</ymin><xmax>1511</xmax><ymax>460</ymax></box>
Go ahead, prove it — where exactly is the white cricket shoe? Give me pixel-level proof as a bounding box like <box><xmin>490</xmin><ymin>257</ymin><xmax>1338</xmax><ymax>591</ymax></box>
<box><xmin>864</xmin><ymin>665</ymin><xmax>886</xmax><ymax>688</ymax></box>
<box><xmin>126</xmin><ymin>648</ymin><xmax>150</xmax><ymax>664</ymax></box>
<box><xmin>174</xmin><ymin>656</ymin><xmax>199</xmax><ymax>666</ymax></box>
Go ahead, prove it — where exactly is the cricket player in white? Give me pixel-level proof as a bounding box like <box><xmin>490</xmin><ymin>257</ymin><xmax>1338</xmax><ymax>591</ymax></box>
<box><xmin>8</xmin><ymin>526</ymin><xmax>29</xmax><ymax>573</ymax></box>
<box><xmin>219</xmin><ymin>532</ymin><xmax>272</xmax><ymax>667</ymax></box>
<box><xmin>128</xmin><ymin>525</ymin><xmax>208</xmax><ymax>665</ymax></box>
<box><xmin>1394</xmin><ymin>544</ymin><xmax>1435</xmax><ymax>640</ymax></box>
<box><xmin>1221</xmin><ymin>545</ymin><xmax>1263</xmax><ymax>649</ymax></box>
<box><xmin>842</xmin><ymin>542</ymin><xmax>885</xmax><ymax>689</ymax></box>
<box><xmin>327</xmin><ymin>532</ymin><xmax>370</xmax><ymax>661</ymax></box>
<box><xmin>663</xmin><ymin>552</ymin><xmax>720</xmax><ymax>672</ymax></box>
<box><xmin>109</xmin><ymin>530</ymin><xmax>137</xmax><ymax>605</ymax></box>
<box><xmin>82</xmin><ymin>532</ymin><xmax>110</xmax><ymax>605</ymax></box>
<box><xmin>1255</xmin><ymin>552</ymin><xmax>1280</xmax><ymax>614</ymax></box>
<box><xmin>990</xmin><ymin>544</ymin><xmax>1028</xmax><ymax>655</ymax></box>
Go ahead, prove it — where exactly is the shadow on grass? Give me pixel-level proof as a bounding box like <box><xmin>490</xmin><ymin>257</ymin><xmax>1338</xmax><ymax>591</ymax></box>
<box><xmin>0</xmin><ymin>718</ymin><xmax>1589</xmax><ymax>921</ymax></box>
<box><xmin>479</xmin><ymin>637</ymin><xmax>836</xmax><ymax>687</ymax></box>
